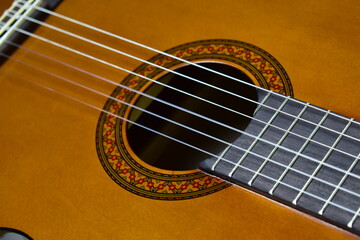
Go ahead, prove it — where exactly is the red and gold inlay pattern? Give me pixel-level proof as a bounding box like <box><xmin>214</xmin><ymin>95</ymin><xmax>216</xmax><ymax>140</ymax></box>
<box><xmin>96</xmin><ymin>39</ymin><xmax>292</xmax><ymax>200</ymax></box>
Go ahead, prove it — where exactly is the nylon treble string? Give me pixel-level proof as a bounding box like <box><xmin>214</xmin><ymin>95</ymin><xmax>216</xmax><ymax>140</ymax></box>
<box><xmin>4</xmin><ymin>3</ymin><xmax>360</xmax><ymax>148</ymax></box>
<box><xmin>9</xmin><ymin>4</ymin><xmax>360</xmax><ymax>148</ymax></box>
<box><xmin>28</xmin><ymin>2</ymin><xmax>360</xmax><ymax>129</ymax></box>
<box><xmin>4</xmin><ymin>34</ymin><xmax>360</xmax><ymax>182</ymax></box>
<box><xmin>1</xmin><ymin>50</ymin><xmax>360</xmax><ymax>206</ymax></box>
<box><xmin>6</xmin><ymin>38</ymin><xmax>358</xmax><ymax>165</ymax></box>
<box><xmin>2</xmin><ymin>14</ymin><xmax>360</xmax><ymax>181</ymax></box>
<box><xmin>2</xmin><ymin>0</ymin><xmax>358</xmax><ymax>226</ymax></box>
<box><xmin>0</xmin><ymin>62</ymin><xmax>359</xmax><ymax>219</ymax></box>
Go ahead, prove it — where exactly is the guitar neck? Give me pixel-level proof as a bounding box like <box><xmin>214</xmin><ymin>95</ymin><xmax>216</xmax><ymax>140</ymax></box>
<box><xmin>200</xmin><ymin>89</ymin><xmax>360</xmax><ymax>235</ymax></box>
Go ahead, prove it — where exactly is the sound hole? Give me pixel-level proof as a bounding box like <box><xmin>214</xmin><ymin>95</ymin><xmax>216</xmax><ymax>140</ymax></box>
<box><xmin>127</xmin><ymin>62</ymin><xmax>258</xmax><ymax>171</ymax></box>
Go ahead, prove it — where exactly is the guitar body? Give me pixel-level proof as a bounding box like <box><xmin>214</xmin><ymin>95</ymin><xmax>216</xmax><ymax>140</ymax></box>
<box><xmin>0</xmin><ymin>0</ymin><xmax>359</xmax><ymax>239</ymax></box>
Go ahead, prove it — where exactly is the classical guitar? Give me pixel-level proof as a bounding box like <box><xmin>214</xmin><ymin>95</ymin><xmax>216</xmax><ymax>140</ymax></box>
<box><xmin>0</xmin><ymin>0</ymin><xmax>359</xmax><ymax>239</ymax></box>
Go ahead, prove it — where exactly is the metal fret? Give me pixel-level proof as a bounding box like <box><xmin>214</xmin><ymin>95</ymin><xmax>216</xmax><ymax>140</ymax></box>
<box><xmin>200</xmin><ymin>94</ymin><xmax>360</xmax><ymax>234</ymax></box>
<box><xmin>348</xmin><ymin>206</ymin><xmax>360</xmax><ymax>228</ymax></box>
<box><xmin>320</xmin><ymin>152</ymin><xmax>360</xmax><ymax>216</ymax></box>
<box><xmin>269</xmin><ymin>110</ymin><xmax>331</xmax><ymax>196</ymax></box>
<box><xmin>293</xmin><ymin>118</ymin><xmax>353</xmax><ymax>205</ymax></box>
<box><xmin>254</xmin><ymin>92</ymin><xmax>271</xmax><ymax>114</ymax></box>
<box><xmin>211</xmin><ymin>144</ymin><xmax>232</xmax><ymax>171</ymax></box>
<box><xmin>248</xmin><ymin>102</ymin><xmax>309</xmax><ymax>186</ymax></box>
<box><xmin>227</xmin><ymin>97</ymin><xmax>289</xmax><ymax>178</ymax></box>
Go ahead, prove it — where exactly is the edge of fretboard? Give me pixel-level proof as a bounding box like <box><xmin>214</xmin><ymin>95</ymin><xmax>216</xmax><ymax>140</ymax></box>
<box><xmin>199</xmin><ymin>89</ymin><xmax>360</xmax><ymax>236</ymax></box>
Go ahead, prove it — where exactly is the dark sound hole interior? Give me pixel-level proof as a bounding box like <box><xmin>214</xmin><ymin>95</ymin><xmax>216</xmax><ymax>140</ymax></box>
<box><xmin>127</xmin><ymin>62</ymin><xmax>258</xmax><ymax>171</ymax></box>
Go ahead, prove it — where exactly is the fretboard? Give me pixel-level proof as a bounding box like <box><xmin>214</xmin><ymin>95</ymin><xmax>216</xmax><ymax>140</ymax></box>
<box><xmin>200</xmin><ymin>90</ymin><xmax>360</xmax><ymax>235</ymax></box>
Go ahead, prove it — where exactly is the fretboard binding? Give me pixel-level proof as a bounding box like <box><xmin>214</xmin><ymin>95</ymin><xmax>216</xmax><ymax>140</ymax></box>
<box><xmin>248</xmin><ymin>102</ymin><xmax>309</xmax><ymax>186</ymax></box>
<box><xmin>269</xmin><ymin>110</ymin><xmax>331</xmax><ymax>196</ymax></box>
<box><xmin>293</xmin><ymin>118</ymin><xmax>353</xmax><ymax>205</ymax></box>
<box><xmin>228</xmin><ymin>97</ymin><xmax>289</xmax><ymax>178</ymax></box>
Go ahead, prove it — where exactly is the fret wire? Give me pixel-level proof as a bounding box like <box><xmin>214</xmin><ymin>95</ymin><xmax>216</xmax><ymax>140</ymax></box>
<box><xmin>319</xmin><ymin>152</ymin><xmax>360</xmax><ymax>215</ymax></box>
<box><xmin>11</xmin><ymin>6</ymin><xmax>360</xmax><ymax>147</ymax></box>
<box><xmin>348</xmin><ymin>206</ymin><xmax>360</xmax><ymax>228</ymax></box>
<box><xmin>31</xmin><ymin>3</ymin><xmax>360</xmax><ymax>134</ymax></box>
<box><xmin>269</xmin><ymin>110</ymin><xmax>331</xmax><ymax>196</ymax></box>
<box><xmin>211</xmin><ymin>149</ymin><xmax>358</xmax><ymax>215</ymax></box>
<box><xmin>294</xmin><ymin>119</ymin><xmax>353</xmax><ymax>206</ymax></box>
<box><xmin>248</xmin><ymin>103</ymin><xmax>309</xmax><ymax>186</ymax></box>
<box><xmin>211</xmin><ymin>144</ymin><xmax>232</xmax><ymax>171</ymax></box>
<box><xmin>6</xmin><ymin>12</ymin><xmax>360</xmax><ymax>164</ymax></box>
<box><xmin>228</xmin><ymin>97</ymin><xmax>290</xmax><ymax>178</ymax></box>
<box><xmin>254</xmin><ymin>92</ymin><xmax>271</xmax><ymax>114</ymax></box>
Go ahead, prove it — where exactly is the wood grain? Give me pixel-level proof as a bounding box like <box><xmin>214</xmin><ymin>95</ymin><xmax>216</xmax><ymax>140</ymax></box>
<box><xmin>0</xmin><ymin>0</ymin><xmax>359</xmax><ymax>239</ymax></box>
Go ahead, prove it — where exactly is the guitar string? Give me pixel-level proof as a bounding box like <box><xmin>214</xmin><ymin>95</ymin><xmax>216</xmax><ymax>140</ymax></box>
<box><xmin>6</xmin><ymin>39</ymin><xmax>359</xmax><ymax>165</ymax></box>
<box><xmin>3</xmin><ymin>0</ymin><xmax>359</xmax><ymax>228</ymax></box>
<box><xmin>4</xmin><ymin>36</ymin><xmax>360</xmax><ymax>185</ymax></box>
<box><xmin>5</xmin><ymin>17</ymin><xmax>360</xmax><ymax>168</ymax></box>
<box><xmin>11</xmin><ymin>9</ymin><xmax>360</xmax><ymax>145</ymax></box>
<box><xmin>7</xmin><ymin>1</ymin><xmax>360</xmax><ymax>146</ymax></box>
<box><xmin>2</xmin><ymin>4</ymin><xmax>360</xmax><ymax>218</ymax></box>
<box><xmin>28</xmin><ymin>2</ymin><xmax>360</xmax><ymax>130</ymax></box>
<box><xmin>3</xmin><ymin>10</ymin><xmax>360</xmax><ymax>151</ymax></box>
<box><xmin>14</xmin><ymin>27</ymin><xmax>360</xmax><ymax>174</ymax></box>
<box><xmin>7</xmin><ymin>0</ymin><xmax>360</xmax><ymax>226</ymax></box>
<box><xmin>3</xmin><ymin>22</ymin><xmax>360</xmax><ymax>182</ymax></box>
<box><xmin>4</xmin><ymin>0</ymin><xmax>360</xmax><ymax>206</ymax></box>
<box><xmin>3</xmin><ymin>18</ymin><xmax>360</xmax><ymax>191</ymax></box>
<box><xmin>0</xmin><ymin>65</ymin><xmax>358</xmax><ymax>219</ymax></box>
<box><xmin>1</xmin><ymin>51</ymin><xmax>360</xmax><ymax>203</ymax></box>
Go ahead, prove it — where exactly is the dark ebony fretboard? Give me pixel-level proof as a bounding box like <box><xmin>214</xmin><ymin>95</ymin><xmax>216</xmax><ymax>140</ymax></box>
<box><xmin>200</xmin><ymin>90</ymin><xmax>360</xmax><ymax>235</ymax></box>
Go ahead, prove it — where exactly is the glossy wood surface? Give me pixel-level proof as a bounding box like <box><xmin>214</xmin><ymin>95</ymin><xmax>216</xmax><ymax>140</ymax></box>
<box><xmin>0</xmin><ymin>0</ymin><xmax>359</xmax><ymax>239</ymax></box>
